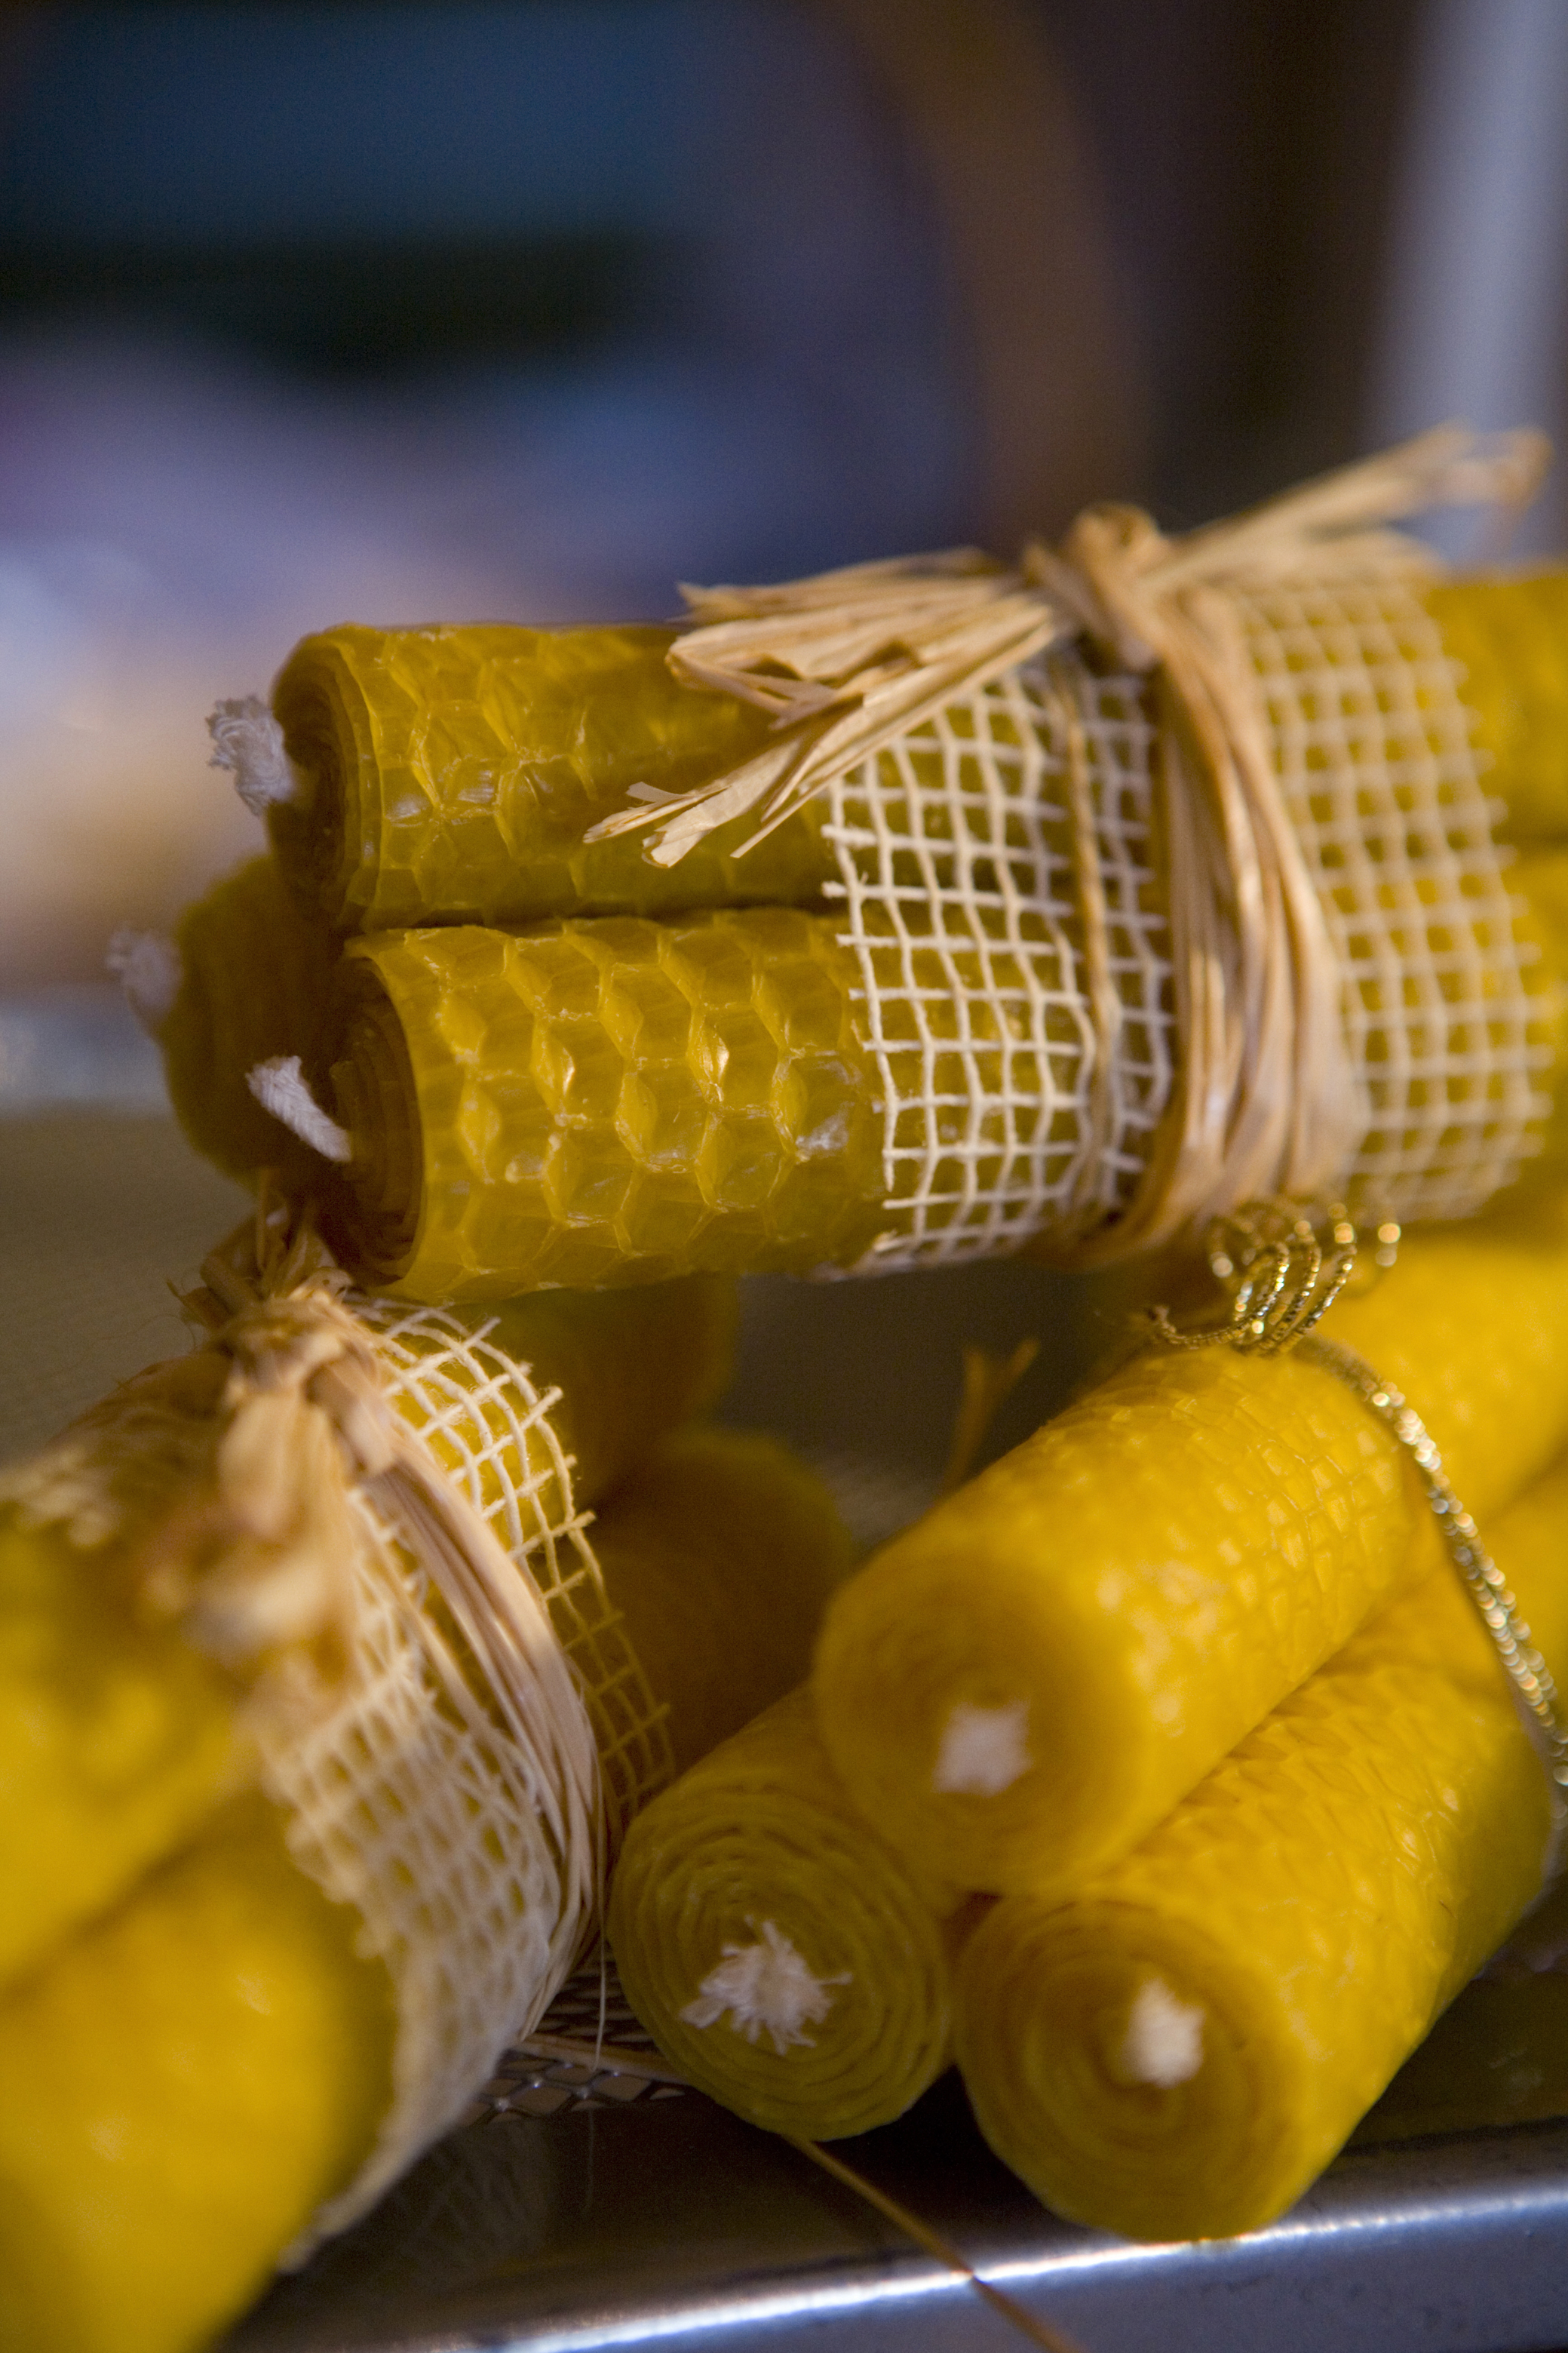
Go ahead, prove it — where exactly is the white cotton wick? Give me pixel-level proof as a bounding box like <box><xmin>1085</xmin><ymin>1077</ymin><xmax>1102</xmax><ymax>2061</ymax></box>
<box><xmin>680</xmin><ymin>1920</ymin><xmax>850</xmax><ymax>2057</ymax></box>
<box><xmin>207</xmin><ymin>696</ymin><xmax>302</xmax><ymax>818</ymax></box>
<box><xmin>247</xmin><ymin>1056</ymin><xmax>352</xmax><ymax>1163</ymax></box>
<box><xmin>106</xmin><ymin>928</ymin><xmax>183</xmax><ymax>1034</ymax></box>
<box><xmin>931</xmin><ymin>1698</ymin><xmax>1033</xmax><ymax>1795</ymax></box>
<box><xmin>1120</xmin><ymin>1976</ymin><xmax>1204</xmax><ymax>2087</ymax></box>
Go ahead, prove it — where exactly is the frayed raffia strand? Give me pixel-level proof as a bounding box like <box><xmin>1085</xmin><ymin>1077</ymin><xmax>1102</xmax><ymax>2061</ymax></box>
<box><xmin>590</xmin><ymin>424</ymin><xmax>1547</xmax><ymax>1255</ymax></box>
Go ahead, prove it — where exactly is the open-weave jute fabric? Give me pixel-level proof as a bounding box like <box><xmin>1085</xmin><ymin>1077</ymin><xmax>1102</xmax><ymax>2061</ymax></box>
<box><xmin>0</xmin><ymin>1212</ymin><xmax>671</xmax><ymax>2252</ymax></box>
<box><xmin>591</xmin><ymin>425</ymin><xmax>1554</xmax><ymax>1269</ymax></box>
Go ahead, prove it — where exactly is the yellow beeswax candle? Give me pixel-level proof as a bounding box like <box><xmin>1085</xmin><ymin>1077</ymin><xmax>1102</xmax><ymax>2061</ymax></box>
<box><xmin>0</xmin><ymin>1501</ymin><xmax>244</xmax><ymax>1997</ymax></box>
<box><xmin>269</xmin><ymin>622</ymin><xmax>832</xmax><ymax>931</ymax></box>
<box><xmin>263</xmin><ymin>582</ymin><xmax>1568</xmax><ymax>938</ymax></box>
<box><xmin>324</xmin><ymin>911</ymin><xmax>888</xmax><ymax>1297</ymax></box>
<box><xmin>0</xmin><ymin>1792</ymin><xmax>394</xmax><ymax>2353</ymax></box>
<box><xmin>0</xmin><ymin>1271</ymin><xmax>735</xmax><ymax>1992</ymax></box>
<box><xmin>812</xmin><ymin>1194</ymin><xmax>1568</xmax><ymax>1897</ymax></box>
<box><xmin>609</xmin><ymin>1685</ymin><xmax>971</xmax><ymax>2140</ymax></box>
<box><xmin>150</xmin><ymin>853</ymin><xmax>338</xmax><ymax>1190</ymax></box>
<box><xmin>953</xmin><ymin>1462</ymin><xmax>1568</xmax><ymax>2241</ymax></box>
<box><xmin>1427</xmin><ymin>572</ymin><xmax>1568</xmax><ymax>840</ymax></box>
<box><xmin>592</xmin><ymin>1425</ymin><xmax>855</xmax><ymax>1774</ymax></box>
<box><xmin>0</xmin><ymin>1425</ymin><xmax>848</xmax><ymax>2353</ymax></box>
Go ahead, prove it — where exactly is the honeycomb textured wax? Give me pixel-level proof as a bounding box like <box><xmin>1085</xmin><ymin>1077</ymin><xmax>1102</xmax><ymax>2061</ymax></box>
<box><xmin>955</xmin><ymin>1459</ymin><xmax>1568</xmax><ymax>2242</ymax></box>
<box><xmin>812</xmin><ymin>1194</ymin><xmax>1568</xmax><ymax>1897</ymax></box>
<box><xmin>327</xmin><ymin>912</ymin><xmax>888</xmax><ymax>1298</ymax></box>
<box><xmin>0</xmin><ymin>1427</ymin><xmax>848</xmax><ymax>2353</ymax></box>
<box><xmin>0</xmin><ymin>1792</ymin><xmax>394</xmax><ymax>2353</ymax></box>
<box><xmin>270</xmin><ymin>622</ymin><xmax>833</xmax><ymax>931</ymax></box>
<box><xmin>0</xmin><ymin>1274</ymin><xmax>733</xmax><ymax>1995</ymax></box>
<box><xmin>1427</xmin><ymin>573</ymin><xmax>1568</xmax><ymax>840</ymax></box>
<box><xmin>610</xmin><ymin>1688</ymin><xmax>969</xmax><ymax>2141</ymax></box>
<box><xmin>158</xmin><ymin>854</ymin><xmax>338</xmax><ymax>1190</ymax></box>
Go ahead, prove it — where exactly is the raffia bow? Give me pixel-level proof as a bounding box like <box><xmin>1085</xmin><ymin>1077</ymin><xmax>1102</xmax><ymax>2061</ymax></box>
<box><xmin>588</xmin><ymin>423</ymin><xmax>1547</xmax><ymax>1239</ymax></box>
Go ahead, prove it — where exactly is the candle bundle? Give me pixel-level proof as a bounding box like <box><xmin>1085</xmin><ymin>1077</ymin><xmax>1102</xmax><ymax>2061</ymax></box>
<box><xmin>0</xmin><ymin>1218</ymin><xmax>858</xmax><ymax>2353</ymax></box>
<box><xmin>61</xmin><ymin>427</ymin><xmax>1568</xmax><ymax>2320</ymax></box>
<box><xmin>953</xmin><ymin>1461</ymin><xmax>1568</xmax><ymax>2240</ymax></box>
<box><xmin>132</xmin><ymin>432</ymin><xmax>1566</xmax><ymax>1299</ymax></box>
<box><xmin>596</xmin><ymin>1198</ymin><xmax>1568</xmax><ymax>2247</ymax></box>
<box><xmin>813</xmin><ymin>1196</ymin><xmax>1568</xmax><ymax>1894</ymax></box>
<box><xmin>0</xmin><ymin>1265</ymin><xmax>735</xmax><ymax>1989</ymax></box>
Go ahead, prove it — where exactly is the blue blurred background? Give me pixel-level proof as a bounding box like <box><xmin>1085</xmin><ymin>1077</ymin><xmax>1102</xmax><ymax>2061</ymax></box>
<box><xmin>2</xmin><ymin>0</ymin><xmax>1566</xmax><ymax>984</ymax></box>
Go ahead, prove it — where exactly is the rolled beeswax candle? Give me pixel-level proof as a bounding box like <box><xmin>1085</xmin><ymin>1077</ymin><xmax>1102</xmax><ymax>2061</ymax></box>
<box><xmin>0</xmin><ymin>1792</ymin><xmax>394</xmax><ymax>2353</ymax></box>
<box><xmin>609</xmin><ymin>1686</ymin><xmax>970</xmax><ymax>2141</ymax></box>
<box><xmin>0</xmin><ymin>1271</ymin><xmax>735</xmax><ymax>1992</ymax></box>
<box><xmin>592</xmin><ymin>1424</ymin><xmax>855</xmax><ymax>1774</ymax></box>
<box><xmin>131</xmin><ymin>853</ymin><xmax>338</xmax><ymax>1190</ymax></box>
<box><xmin>954</xmin><ymin>1463</ymin><xmax>1568</xmax><ymax>2241</ymax></box>
<box><xmin>1427</xmin><ymin>572</ymin><xmax>1568</xmax><ymax>840</ymax></box>
<box><xmin>0</xmin><ymin>1501</ymin><xmax>244</xmax><ymax>1995</ymax></box>
<box><xmin>265</xmin><ymin>582</ymin><xmax>1568</xmax><ymax>935</ymax></box>
<box><xmin>812</xmin><ymin>1196</ymin><xmax>1568</xmax><ymax>1897</ymax></box>
<box><xmin>270</xmin><ymin>622</ymin><xmax>830</xmax><ymax>931</ymax></box>
<box><xmin>0</xmin><ymin>1426</ymin><xmax>848</xmax><ymax>2353</ymax></box>
<box><xmin>325</xmin><ymin>911</ymin><xmax>889</xmax><ymax>1297</ymax></box>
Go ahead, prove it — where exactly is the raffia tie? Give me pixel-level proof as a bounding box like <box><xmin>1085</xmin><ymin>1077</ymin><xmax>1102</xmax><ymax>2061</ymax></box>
<box><xmin>144</xmin><ymin>1209</ymin><xmax>603</xmax><ymax>1965</ymax></box>
<box><xmin>588</xmin><ymin>423</ymin><xmax>1548</xmax><ymax>1250</ymax></box>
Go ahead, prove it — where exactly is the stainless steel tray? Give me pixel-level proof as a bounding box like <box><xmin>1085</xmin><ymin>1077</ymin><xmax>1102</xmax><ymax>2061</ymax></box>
<box><xmin>229</xmin><ymin>2084</ymin><xmax>1568</xmax><ymax>2353</ymax></box>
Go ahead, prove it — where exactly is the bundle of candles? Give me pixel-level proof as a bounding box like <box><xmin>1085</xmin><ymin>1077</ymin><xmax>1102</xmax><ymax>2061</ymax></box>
<box><xmin>13</xmin><ymin>428</ymin><xmax>1568</xmax><ymax>2351</ymax></box>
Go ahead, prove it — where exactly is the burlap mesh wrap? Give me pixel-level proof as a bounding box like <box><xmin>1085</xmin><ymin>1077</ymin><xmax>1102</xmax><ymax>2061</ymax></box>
<box><xmin>821</xmin><ymin>572</ymin><xmax>1546</xmax><ymax>1271</ymax></box>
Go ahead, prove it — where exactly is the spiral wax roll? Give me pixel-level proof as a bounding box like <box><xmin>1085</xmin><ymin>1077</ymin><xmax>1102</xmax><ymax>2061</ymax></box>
<box><xmin>269</xmin><ymin>623</ymin><xmax>833</xmax><ymax>931</ymax></box>
<box><xmin>609</xmin><ymin>1686</ymin><xmax>971</xmax><ymax>2141</ymax></box>
<box><xmin>812</xmin><ymin>1195</ymin><xmax>1568</xmax><ymax>1897</ymax></box>
<box><xmin>0</xmin><ymin>1272</ymin><xmax>735</xmax><ymax>1995</ymax></box>
<box><xmin>132</xmin><ymin>854</ymin><xmax>338</xmax><ymax>1190</ymax></box>
<box><xmin>954</xmin><ymin>1461</ymin><xmax>1568</xmax><ymax>2241</ymax></box>
<box><xmin>0</xmin><ymin>1422</ymin><xmax>848</xmax><ymax>2353</ymax></box>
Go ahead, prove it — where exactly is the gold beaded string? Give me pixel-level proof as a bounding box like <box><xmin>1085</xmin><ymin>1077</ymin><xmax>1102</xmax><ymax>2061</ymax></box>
<box><xmin>1149</xmin><ymin>1202</ymin><xmax>1568</xmax><ymax>1859</ymax></box>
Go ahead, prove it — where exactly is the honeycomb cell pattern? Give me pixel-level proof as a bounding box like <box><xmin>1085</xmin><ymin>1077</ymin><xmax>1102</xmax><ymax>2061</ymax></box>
<box><xmin>272</xmin><ymin>622</ymin><xmax>834</xmax><ymax>932</ymax></box>
<box><xmin>335</xmin><ymin>909</ymin><xmax>890</xmax><ymax>1299</ymax></box>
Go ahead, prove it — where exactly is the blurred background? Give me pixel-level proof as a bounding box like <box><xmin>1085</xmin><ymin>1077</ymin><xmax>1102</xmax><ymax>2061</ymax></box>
<box><xmin>1</xmin><ymin>0</ymin><xmax>1566</xmax><ymax>988</ymax></box>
